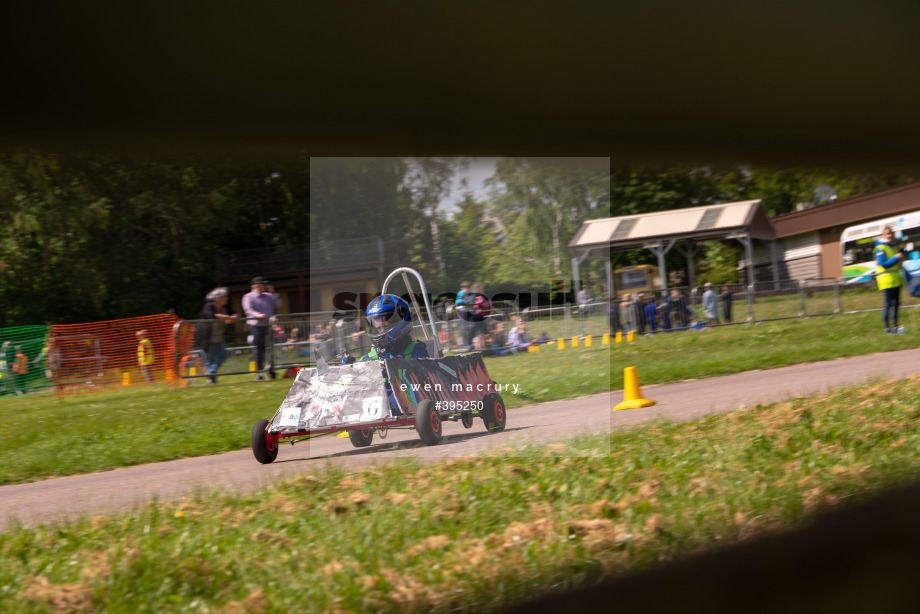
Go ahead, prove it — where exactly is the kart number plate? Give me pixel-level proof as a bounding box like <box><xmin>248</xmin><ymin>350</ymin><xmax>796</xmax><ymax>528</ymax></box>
<box><xmin>278</xmin><ymin>407</ymin><xmax>301</xmax><ymax>428</ymax></box>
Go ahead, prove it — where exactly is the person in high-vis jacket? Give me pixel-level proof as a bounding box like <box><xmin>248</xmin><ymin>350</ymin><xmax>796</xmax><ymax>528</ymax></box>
<box><xmin>136</xmin><ymin>329</ymin><xmax>155</xmax><ymax>382</ymax></box>
<box><xmin>357</xmin><ymin>294</ymin><xmax>428</xmax><ymax>415</ymax></box>
<box><xmin>875</xmin><ymin>226</ymin><xmax>905</xmax><ymax>334</ymax></box>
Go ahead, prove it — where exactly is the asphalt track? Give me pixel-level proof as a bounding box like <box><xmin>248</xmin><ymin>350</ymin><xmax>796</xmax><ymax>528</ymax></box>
<box><xmin>4</xmin><ymin>347</ymin><xmax>920</xmax><ymax>531</ymax></box>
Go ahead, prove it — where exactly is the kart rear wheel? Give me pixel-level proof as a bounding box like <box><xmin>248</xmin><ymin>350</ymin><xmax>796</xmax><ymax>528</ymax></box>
<box><xmin>415</xmin><ymin>399</ymin><xmax>443</xmax><ymax>445</ymax></box>
<box><xmin>251</xmin><ymin>418</ymin><xmax>279</xmax><ymax>464</ymax></box>
<box><xmin>348</xmin><ymin>428</ymin><xmax>374</xmax><ymax>448</ymax></box>
<box><xmin>481</xmin><ymin>393</ymin><xmax>507</xmax><ymax>433</ymax></box>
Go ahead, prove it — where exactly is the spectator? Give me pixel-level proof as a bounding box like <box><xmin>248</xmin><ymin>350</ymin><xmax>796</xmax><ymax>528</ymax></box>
<box><xmin>455</xmin><ymin>281</ymin><xmax>474</xmax><ymax>349</ymax></box>
<box><xmin>632</xmin><ymin>292</ymin><xmax>646</xmax><ymax>335</ymax></box>
<box><xmin>470</xmin><ymin>281</ymin><xmax>491</xmax><ymax>339</ymax></box>
<box><xmin>721</xmin><ymin>285</ymin><xmax>734</xmax><ymax>324</ymax></box>
<box><xmin>577</xmin><ymin>283</ymin><xmax>592</xmax><ymax>318</ymax></box>
<box><xmin>702</xmin><ymin>282</ymin><xmax>719</xmax><ymax>327</ymax></box>
<box><xmin>434</xmin><ymin>295</ymin><xmax>451</xmax><ymax>322</ymax></box>
<box><xmin>242</xmin><ymin>276</ymin><xmax>282</xmax><ymax>380</ymax></box>
<box><xmin>608</xmin><ymin>296</ymin><xmax>622</xmax><ymax>335</ymax></box>
<box><xmin>199</xmin><ymin>286</ymin><xmax>238</xmax><ymax>385</ymax></box>
<box><xmin>643</xmin><ymin>295</ymin><xmax>658</xmax><ymax>334</ymax></box>
<box><xmin>484</xmin><ymin>333</ymin><xmax>502</xmax><ymax>356</ymax></box>
<box><xmin>536</xmin><ymin>331</ymin><xmax>551</xmax><ymax>344</ymax></box>
<box><xmin>504</xmin><ymin>317</ymin><xmax>531</xmax><ymax>354</ymax></box>
<box><xmin>286</xmin><ymin>327</ymin><xmax>302</xmax><ymax>344</ymax></box>
<box><xmin>490</xmin><ymin>319</ymin><xmax>508</xmax><ymax>348</ymax></box>
<box><xmin>37</xmin><ymin>336</ymin><xmax>62</xmax><ymax>390</ymax></box>
<box><xmin>12</xmin><ymin>345</ymin><xmax>28</xmax><ymax>395</ymax></box>
<box><xmin>668</xmin><ymin>289</ymin><xmax>690</xmax><ymax>329</ymax></box>
<box><xmin>309</xmin><ymin>324</ymin><xmax>328</xmax><ymax>360</ymax></box>
<box><xmin>621</xmin><ymin>294</ymin><xmax>635</xmax><ymax>333</ymax></box>
<box><xmin>875</xmin><ymin>225</ymin><xmax>904</xmax><ymax>333</ymax></box>
<box><xmin>657</xmin><ymin>295</ymin><xmax>672</xmax><ymax>331</ymax></box>
<box><xmin>136</xmin><ymin>330</ymin><xmax>155</xmax><ymax>383</ymax></box>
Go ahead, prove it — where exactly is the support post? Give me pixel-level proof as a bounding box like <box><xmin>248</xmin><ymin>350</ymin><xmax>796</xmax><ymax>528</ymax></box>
<box><xmin>677</xmin><ymin>242</ymin><xmax>699</xmax><ymax>288</ymax></box>
<box><xmin>644</xmin><ymin>239</ymin><xmax>676</xmax><ymax>292</ymax></box>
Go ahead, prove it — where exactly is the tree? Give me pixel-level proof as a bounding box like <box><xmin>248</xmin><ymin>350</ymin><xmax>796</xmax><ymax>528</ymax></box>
<box><xmin>485</xmin><ymin>158</ymin><xmax>609</xmax><ymax>286</ymax></box>
<box><xmin>402</xmin><ymin>157</ymin><xmax>468</xmax><ymax>284</ymax></box>
<box><xmin>697</xmin><ymin>241</ymin><xmax>739</xmax><ymax>285</ymax></box>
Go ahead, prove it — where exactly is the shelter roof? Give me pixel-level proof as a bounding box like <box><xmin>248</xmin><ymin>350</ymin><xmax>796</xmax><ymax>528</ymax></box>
<box><xmin>771</xmin><ymin>181</ymin><xmax>920</xmax><ymax>238</ymax></box>
<box><xmin>569</xmin><ymin>199</ymin><xmax>773</xmax><ymax>252</ymax></box>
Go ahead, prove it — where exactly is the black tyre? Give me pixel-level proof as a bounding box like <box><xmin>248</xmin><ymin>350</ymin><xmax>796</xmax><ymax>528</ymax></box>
<box><xmin>348</xmin><ymin>428</ymin><xmax>374</xmax><ymax>448</ymax></box>
<box><xmin>481</xmin><ymin>393</ymin><xmax>507</xmax><ymax>433</ymax></box>
<box><xmin>415</xmin><ymin>399</ymin><xmax>443</xmax><ymax>445</ymax></box>
<box><xmin>251</xmin><ymin>418</ymin><xmax>279</xmax><ymax>464</ymax></box>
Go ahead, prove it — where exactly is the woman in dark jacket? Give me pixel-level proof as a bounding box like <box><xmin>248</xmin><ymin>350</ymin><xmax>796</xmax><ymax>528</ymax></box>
<box><xmin>199</xmin><ymin>287</ymin><xmax>238</xmax><ymax>384</ymax></box>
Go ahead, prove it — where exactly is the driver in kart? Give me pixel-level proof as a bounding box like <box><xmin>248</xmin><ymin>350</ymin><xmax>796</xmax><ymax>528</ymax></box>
<box><xmin>356</xmin><ymin>294</ymin><xmax>428</xmax><ymax>415</ymax></box>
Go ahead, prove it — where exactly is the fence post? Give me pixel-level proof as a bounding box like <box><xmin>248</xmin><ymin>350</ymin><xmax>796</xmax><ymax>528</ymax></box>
<box><xmin>834</xmin><ymin>278</ymin><xmax>842</xmax><ymax>315</ymax></box>
<box><xmin>564</xmin><ymin>304</ymin><xmax>574</xmax><ymax>339</ymax></box>
<box><xmin>797</xmin><ymin>280</ymin><xmax>805</xmax><ymax>319</ymax></box>
<box><xmin>746</xmin><ymin>283</ymin><xmax>755</xmax><ymax>324</ymax></box>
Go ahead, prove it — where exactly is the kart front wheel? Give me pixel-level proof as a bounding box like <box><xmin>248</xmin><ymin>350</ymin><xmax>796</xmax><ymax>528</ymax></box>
<box><xmin>251</xmin><ymin>418</ymin><xmax>279</xmax><ymax>464</ymax></box>
<box><xmin>415</xmin><ymin>399</ymin><xmax>443</xmax><ymax>445</ymax></box>
<box><xmin>481</xmin><ymin>393</ymin><xmax>507</xmax><ymax>433</ymax></box>
<box><xmin>348</xmin><ymin>428</ymin><xmax>374</xmax><ymax>448</ymax></box>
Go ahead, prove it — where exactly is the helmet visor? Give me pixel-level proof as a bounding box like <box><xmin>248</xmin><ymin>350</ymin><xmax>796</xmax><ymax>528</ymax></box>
<box><xmin>367</xmin><ymin>311</ymin><xmax>401</xmax><ymax>336</ymax></box>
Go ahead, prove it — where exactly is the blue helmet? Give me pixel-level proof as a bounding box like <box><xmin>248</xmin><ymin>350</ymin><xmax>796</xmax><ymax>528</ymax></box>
<box><xmin>366</xmin><ymin>294</ymin><xmax>412</xmax><ymax>352</ymax></box>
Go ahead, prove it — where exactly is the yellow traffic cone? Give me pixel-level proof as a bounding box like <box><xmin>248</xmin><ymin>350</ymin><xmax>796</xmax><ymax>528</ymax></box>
<box><xmin>122</xmin><ymin>372</ymin><xmax>131</xmax><ymax>386</ymax></box>
<box><xmin>602</xmin><ymin>333</ymin><xmax>610</xmax><ymax>345</ymax></box>
<box><xmin>626</xmin><ymin>331</ymin><xmax>635</xmax><ymax>343</ymax></box>
<box><xmin>585</xmin><ymin>335</ymin><xmax>593</xmax><ymax>347</ymax></box>
<box><xmin>557</xmin><ymin>337</ymin><xmax>566</xmax><ymax>350</ymax></box>
<box><xmin>572</xmin><ymin>336</ymin><xmax>579</xmax><ymax>347</ymax></box>
<box><xmin>249</xmin><ymin>361</ymin><xmax>257</xmax><ymax>372</ymax></box>
<box><xmin>614</xmin><ymin>366</ymin><xmax>656</xmax><ymax>410</ymax></box>
<box><xmin>615</xmin><ymin>331</ymin><xmax>623</xmax><ymax>343</ymax></box>
<box><xmin>337</xmin><ymin>431</ymin><xmax>349</xmax><ymax>438</ymax></box>
<box><xmin>527</xmin><ymin>344</ymin><xmax>540</xmax><ymax>352</ymax></box>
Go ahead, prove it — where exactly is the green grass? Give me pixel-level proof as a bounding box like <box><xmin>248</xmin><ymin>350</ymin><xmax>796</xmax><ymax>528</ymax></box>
<box><xmin>1</xmin><ymin>309</ymin><xmax>919</xmax><ymax>485</ymax></box>
<box><xmin>4</xmin><ymin>374</ymin><xmax>920</xmax><ymax>612</ymax></box>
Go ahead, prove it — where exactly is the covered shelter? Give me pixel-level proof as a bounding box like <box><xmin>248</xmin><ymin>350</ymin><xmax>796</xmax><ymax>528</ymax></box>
<box><xmin>568</xmin><ymin>200</ymin><xmax>776</xmax><ymax>298</ymax></box>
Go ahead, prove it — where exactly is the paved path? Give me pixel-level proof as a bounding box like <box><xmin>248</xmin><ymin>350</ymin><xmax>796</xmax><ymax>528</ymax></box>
<box><xmin>4</xmin><ymin>348</ymin><xmax>920</xmax><ymax>530</ymax></box>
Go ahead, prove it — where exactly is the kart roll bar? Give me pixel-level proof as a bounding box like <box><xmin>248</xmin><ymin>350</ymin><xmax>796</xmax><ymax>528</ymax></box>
<box><xmin>381</xmin><ymin>267</ymin><xmax>443</xmax><ymax>357</ymax></box>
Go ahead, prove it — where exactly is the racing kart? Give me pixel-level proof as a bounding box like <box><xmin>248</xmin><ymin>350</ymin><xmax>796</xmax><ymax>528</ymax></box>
<box><xmin>251</xmin><ymin>267</ymin><xmax>507</xmax><ymax>464</ymax></box>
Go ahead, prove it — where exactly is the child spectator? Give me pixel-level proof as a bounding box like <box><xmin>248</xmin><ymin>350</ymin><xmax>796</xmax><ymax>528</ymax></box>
<box><xmin>503</xmin><ymin>317</ymin><xmax>531</xmax><ymax>354</ymax></box>
<box><xmin>470</xmin><ymin>281</ymin><xmax>491</xmax><ymax>339</ymax></box>
<box><xmin>136</xmin><ymin>330</ymin><xmax>155</xmax><ymax>383</ymax></box>
<box><xmin>643</xmin><ymin>295</ymin><xmax>658</xmax><ymax>333</ymax></box>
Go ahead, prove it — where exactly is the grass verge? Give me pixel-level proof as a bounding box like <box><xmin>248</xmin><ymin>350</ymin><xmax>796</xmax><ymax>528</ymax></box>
<box><xmin>3</xmin><ymin>373</ymin><xmax>920</xmax><ymax>612</ymax></box>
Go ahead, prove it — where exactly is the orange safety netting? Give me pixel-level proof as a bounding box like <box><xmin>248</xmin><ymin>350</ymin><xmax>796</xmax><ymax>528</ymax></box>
<box><xmin>49</xmin><ymin>313</ymin><xmax>179</xmax><ymax>395</ymax></box>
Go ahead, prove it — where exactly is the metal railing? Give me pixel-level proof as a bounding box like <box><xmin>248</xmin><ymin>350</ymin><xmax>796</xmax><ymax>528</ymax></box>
<box><xmin>172</xmin><ymin>319</ymin><xmax>272</xmax><ymax>383</ymax></box>
<box><xmin>174</xmin><ymin>277</ymin><xmax>920</xmax><ymax>384</ymax></box>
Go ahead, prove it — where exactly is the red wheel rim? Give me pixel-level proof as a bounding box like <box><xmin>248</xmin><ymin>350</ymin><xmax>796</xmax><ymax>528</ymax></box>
<box><xmin>361</xmin><ymin>429</ymin><xmax>372</xmax><ymax>438</ymax></box>
<box><xmin>494</xmin><ymin>402</ymin><xmax>505</xmax><ymax>423</ymax></box>
<box><xmin>265</xmin><ymin>432</ymin><xmax>278</xmax><ymax>452</ymax></box>
<box><xmin>431</xmin><ymin>409</ymin><xmax>441</xmax><ymax>433</ymax></box>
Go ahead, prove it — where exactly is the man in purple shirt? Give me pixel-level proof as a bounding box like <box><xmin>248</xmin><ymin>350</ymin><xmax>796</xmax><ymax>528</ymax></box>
<box><xmin>242</xmin><ymin>276</ymin><xmax>283</xmax><ymax>380</ymax></box>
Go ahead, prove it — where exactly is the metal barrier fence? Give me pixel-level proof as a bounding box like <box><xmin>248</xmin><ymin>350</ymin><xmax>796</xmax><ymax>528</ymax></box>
<box><xmin>178</xmin><ymin>278</ymin><xmax>920</xmax><ymax>384</ymax></box>
<box><xmin>172</xmin><ymin>319</ymin><xmax>273</xmax><ymax>384</ymax></box>
<box><xmin>608</xmin><ymin>289</ymin><xmax>697</xmax><ymax>334</ymax></box>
